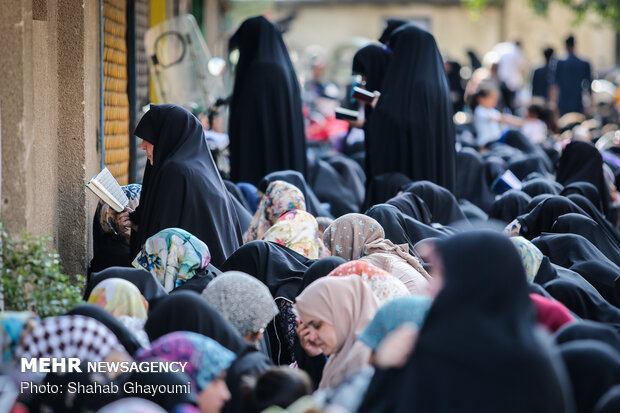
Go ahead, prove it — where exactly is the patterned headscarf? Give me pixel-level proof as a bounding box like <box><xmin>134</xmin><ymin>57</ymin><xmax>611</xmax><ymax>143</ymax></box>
<box><xmin>0</xmin><ymin>312</ymin><xmax>38</xmax><ymax>362</ymax></box>
<box><xmin>88</xmin><ymin>278</ymin><xmax>149</xmax><ymax>321</ymax></box>
<box><xmin>243</xmin><ymin>181</ymin><xmax>306</xmax><ymax>242</ymax></box>
<box><xmin>132</xmin><ymin>228</ymin><xmax>211</xmax><ymax>292</ymax></box>
<box><xmin>359</xmin><ymin>295</ymin><xmax>432</xmax><ymax>351</ymax></box>
<box><xmin>328</xmin><ymin>260</ymin><xmax>410</xmax><ymax>306</ymax></box>
<box><xmin>14</xmin><ymin>315</ymin><xmax>123</xmax><ymax>361</ymax></box>
<box><xmin>97</xmin><ymin>184</ymin><xmax>142</xmax><ymax>244</ymax></box>
<box><xmin>97</xmin><ymin>398</ymin><xmax>167</xmax><ymax>413</ymax></box>
<box><xmin>135</xmin><ymin>331</ymin><xmax>236</xmax><ymax>392</ymax></box>
<box><xmin>510</xmin><ymin>236</ymin><xmax>543</xmax><ymax>282</ymax></box>
<box><xmin>201</xmin><ymin>271</ymin><xmax>278</xmax><ymax>337</ymax></box>
<box><xmin>324</xmin><ymin>213</ymin><xmax>428</xmax><ymax>276</ymax></box>
<box><xmin>262</xmin><ymin>210</ymin><xmax>328</xmax><ymax>259</ymax></box>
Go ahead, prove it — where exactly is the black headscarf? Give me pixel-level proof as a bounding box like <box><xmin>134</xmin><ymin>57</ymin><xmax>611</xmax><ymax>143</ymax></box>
<box><xmin>555</xmin><ymin>321</ymin><xmax>620</xmax><ymax>353</ymax></box>
<box><xmin>220</xmin><ymin>240</ymin><xmax>314</xmax><ymax>301</ymax></box>
<box><xmin>365</xmin><ymin>25</ymin><xmax>456</xmax><ymax>193</ymax></box>
<box><xmin>378</xmin><ymin>18</ymin><xmax>408</xmax><ymax>44</ymax></box>
<box><xmin>66</xmin><ymin>304</ymin><xmax>142</xmax><ymax>356</ymax></box>
<box><xmin>594</xmin><ymin>385</ymin><xmax>620</xmax><ymax>413</ymax></box>
<box><xmin>456</xmin><ymin>148</ymin><xmax>504</xmax><ymax>212</ymax></box>
<box><xmin>561</xmin><ymin>181</ymin><xmax>604</xmax><ymax>213</ymax></box>
<box><xmin>525</xmin><ymin>193</ymin><xmax>555</xmax><ymax>213</ymax></box>
<box><xmin>363</xmin><ymin>172</ymin><xmax>411</xmax><ymax>211</ymax></box>
<box><xmin>517</xmin><ymin>196</ymin><xmax>587</xmax><ymax>239</ymax></box>
<box><xmin>521</xmin><ymin>177</ymin><xmax>562</xmax><ymax>197</ymax></box>
<box><xmin>557</xmin><ymin>140</ymin><xmax>613</xmax><ymax>221</ymax></box>
<box><xmin>566</xmin><ymin>193</ymin><xmax>620</xmax><ymax>248</ymax></box>
<box><xmin>131</xmin><ymin>104</ymin><xmax>242</xmax><ymax>267</ymax></box>
<box><xmin>489</xmin><ymin>190</ymin><xmax>531</xmax><ymax>223</ymax></box>
<box><xmin>401</xmin><ymin>181</ymin><xmax>467</xmax><ymax>225</ymax></box>
<box><xmin>144</xmin><ymin>291</ymin><xmax>272</xmax><ymax>413</ymax></box>
<box><xmin>360</xmin><ymin>231</ymin><xmax>573</xmax><ymax>412</ymax></box>
<box><xmin>352</xmin><ymin>44</ymin><xmax>391</xmax><ymax>93</ymax></box>
<box><xmin>298</xmin><ymin>256</ymin><xmax>347</xmax><ymax>295</ymax></box>
<box><xmin>501</xmin><ymin>130</ymin><xmax>553</xmax><ymax>172</ymax></box>
<box><xmin>259</xmin><ymin>170</ymin><xmax>332</xmax><ymax>218</ymax></box>
<box><xmin>385</xmin><ymin>192</ymin><xmax>432</xmax><ymax>224</ymax></box>
<box><xmin>84</xmin><ymin>266</ymin><xmax>167</xmax><ymax>306</ymax></box>
<box><xmin>508</xmin><ymin>155</ymin><xmax>553</xmax><ymax>181</ymax></box>
<box><xmin>228</xmin><ymin>16</ymin><xmax>306</xmax><ymax>185</ymax></box>
<box><xmin>559</xmin><ymin>341</ymin><xmax>620</xmax><ymax>413</ymax></box>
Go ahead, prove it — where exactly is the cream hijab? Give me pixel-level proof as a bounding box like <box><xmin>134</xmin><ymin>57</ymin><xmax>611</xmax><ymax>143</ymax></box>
<box><xmin>295</xmin><ymin>275</ymin><xmax>379</xmax><ymax>389</ymax></box>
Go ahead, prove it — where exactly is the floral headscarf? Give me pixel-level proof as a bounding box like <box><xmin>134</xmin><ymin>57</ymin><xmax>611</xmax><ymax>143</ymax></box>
<box><xmin>132</xmin><ymin>228</ymin><xmax>211</xmax><ymax>292</ymax></box>
<box><xmin>0</xmin><ymin>312</ymin><xmax>38</xmax><ymax>362</ymax></box>
<box><xmin>262</xmin><ymin>210</ymin><xmax>328</xmax><ymax>259</ymax></box>
<box><xmin>328</xmin><ymin>260</ymin><xmax>410</xmax><ymax>306</ymax></box>
<box><xmin>97</xmin><ymin>184</ymin><xmax>141</xmax><ymax>244</ymax></box>
<box><xmin>135</xmin><ymin>331</ymin><xmax>236</xmax><ymax>392</ymax></box>
<box><xmin>510</xmin><ymin>236</ymin><xmax>543</xmax><ymax>282</ymax></box>
<box><xmin>87</xmin><ymin>278</ymin><xmax>149</xmax><ymax>321</ymax></box>
<box><xmin>243</xmin><ymin>181</ymin><xmax>306</xmax><ymax>242</ymax></box>
<box><xmin>359</xmin><ymin>295</ymin><xmax>432</xmax><ymax>351</ymax></box>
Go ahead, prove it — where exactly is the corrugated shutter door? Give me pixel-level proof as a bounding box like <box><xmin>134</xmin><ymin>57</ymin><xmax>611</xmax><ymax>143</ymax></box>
<box><xmin>103</xmin><ymin>0</ymin><xmax>130</xmax><ymax>185</ymax></box>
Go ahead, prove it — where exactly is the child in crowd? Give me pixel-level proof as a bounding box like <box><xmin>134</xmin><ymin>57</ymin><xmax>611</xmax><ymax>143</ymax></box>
<box><xmin>472</xmin><ymin>81</ymin><xmax>523</xmax><ymax>149</ymax></box>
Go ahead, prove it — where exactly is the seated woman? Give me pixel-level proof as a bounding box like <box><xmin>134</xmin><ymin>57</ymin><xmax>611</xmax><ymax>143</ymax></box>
<box><xmin>262</xmin><ymin>210</ymin><xmax>328</xmax><ymax>259</ymax></box>
<box><xmin>295</xmin><ymin>275</ymin><xmax>379</xmax><ymax>389</ymax></box>
<box><xmin>324</xmin><ymin>213</ymin><xmax>431</xmax><ymax>295</ymax></box>
<box><xmin>113</xmin><ymin>104</ymin><xmax>242</xmax><ymax>267</ymax></box>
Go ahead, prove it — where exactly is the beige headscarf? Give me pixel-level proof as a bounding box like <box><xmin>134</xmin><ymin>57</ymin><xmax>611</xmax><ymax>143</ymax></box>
<box><xmin>323</xmin><ymin>213</ymin><xmax>429</xmax><ymax>277</ymax></box>
<box><xmin>295</xmin><ymin>275</ymin><xmax>379</xmax><ymax>389</ymax></box>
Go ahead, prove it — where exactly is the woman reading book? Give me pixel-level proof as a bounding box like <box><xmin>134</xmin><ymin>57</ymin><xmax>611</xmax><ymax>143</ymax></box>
<box><xmin>114</xmin><ymin>104</ymin><xmax>242</xmax><ymax>267</ymax></box>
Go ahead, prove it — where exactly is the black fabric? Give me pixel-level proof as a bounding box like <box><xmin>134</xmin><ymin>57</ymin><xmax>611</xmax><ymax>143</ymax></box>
<box><xmin>533</xmin><ymin>233</ymin><xmax>620</xmax><ymax>308</ymax></box>
<box><xmin>561</xmin><ymin>181</ymin><xmax>604</xmax><ymax>213</ymax></box>
<box><xmin>401</xmin><ymin>181</ymin><xmax>467</xmax><ymax>225</ymax></box>
<box><xmin>525</xmin><ymin>193</ymin><xmax>555</xmax><ymax>213</ymax></box>
<box><xmin>594</xmin><ymin>385</ymin><xmax>620</xmax><ymax>413</ymax></box>
<box><xmin>168</xmin><ymin>264</ymin><xmax>221</xmax><ymax>294</ymax></box>
<box><xmin>385</xmin><ymin>192</ymin><xmax>432</xmax><ymax>225</ymax></box>
<box><xmin>557</xmin><ymin>140</ymin><xmax>613</xmax><ymax>221</ymax></box>
<box><xmin>501</xmin><ymin>130</ymin><xmax>553</xmax><ymax>171</ymax></box>
<box><xmin>552</xmin><ymin>214</ymin><xmax>620</xmax><ymax>266</ymax></box>
<box><xmin>559</xmin><ymin>341</ymin><xmax>620</xmax><ymax>413</ymax></box>
<box><xmin>489</xmin><ymin>190</ymin><xmax>531</xmax><ymax>224</ymax></box>
<box><xmin>365</xmin><ymin>204</ymin><xmax>455</xmax><ymax>253</ymax></box>
<box><xmin>360</xmin><ymin>231</ymin><xmax>573</xmax><ymax>412</ymax></box>
<box><xmin>85</xmin><ymin>266</ymin><xmax>167</xmax><ymax>306</ymax></box>
<box><xmin>566</xmin><ymin>194</ymin><xmax>620</xmax><ymax>248</ymax></box>
<box><xmin>459</xmin><ymin>199</ymin><xmax>489</xmax><ymax>221</ymax></box>
<box><xmin>117</xmin><ymin>371</ymin><xmax>196</xmax><ymax>410</ymax></box>
<box><xmin>508</xmin><ymin>155</ymin><xmax>552</xmax><ymax>181</ymax></box>
<box><xmin>225</xmin><ymin>179</ymin><xmax>251</xmax><ymax>210</ymax></box>
<box><xmin>555</xmin><ymin>321</ymin><xmax>620</xmax><ymax>353</ymax></box>
<box><xmin>362</xmin><ymin>172</ymin><xmax>411</xmax><ymax>211</ymax></box>
<box><xmin>66</xmin><ymin>304</ymin><xmax>142</xmax><ymax>356</ymax></box>
<box><xmin>378</xmin><ymin>18</ymin><xmax>408</xmax><ymax>44</ymax></box>
<box><xmin>220</xmin><ymin>240</ymin><xmax>314</xmax><ymax>301</ymax></box>
<box><xmin>298</xmin><ymin>256</ymin><xmax>347</xmax><ymax>295</ymax></box>
<box><xmin>259</xmin><ymin>170</ymin><xmax>332</xmax><ymax>218</ymax></box>
<box><xmin>534</xmin><ymin>258</ymin><xmax>620</xmax><ymax>331</ymax></box>
<box><xmin>131</xmin><ymin>104</ymin><xmax>242</xmax><ymax>267</ymax></box>
<box><xmin>365</xmin><ymin>25</ymin><xmax>456</xmax><ymax>194</ymax></box>
<box><xmin>352</xmin><ymin>44</ymin><xmax>392</xmax><ymax>93</ymax></box>
<box><xmin>521</xmin><ymin>177</ymin><xmax>561</xmax><ymax>198</ymax></box>
<box><xmin>518</xmin><ymin>196</ymin><xmax>588</xmax><ymax>240</ymax></box>
<box><xmin>228</xmin><ymin>16</ymin><xmax>306</xmax><ymax>185</ymax></box>
<box><xmin>456</xmin><ymin>148</ymin><xmax>504</xmax><ymax>212</ymax></box>
<box><xmin>144</xmin><ymin>291</ymin><xmax>272</xmax><ymax>413</ymax></box>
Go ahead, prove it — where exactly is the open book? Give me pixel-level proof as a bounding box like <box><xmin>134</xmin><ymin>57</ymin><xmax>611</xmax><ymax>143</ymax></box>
<box><xmin>86</xmin><ymin>168</ymin><xmax>129</xmax><ymax>212</ymax></box>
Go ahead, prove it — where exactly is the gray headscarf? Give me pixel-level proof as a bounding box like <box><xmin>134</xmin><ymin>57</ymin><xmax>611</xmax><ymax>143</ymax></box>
<box><xmin>201</xmin><ymin>271</ymin><xmax>278</xmax><ymax>336</ymax></box>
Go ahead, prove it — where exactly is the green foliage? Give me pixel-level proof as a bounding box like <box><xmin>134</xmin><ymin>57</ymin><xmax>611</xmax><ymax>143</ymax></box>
<box><xmin>0</xmin><ymin>222</ymin><xmax>84</xmax><ymax>317</ymax></box>
<box><xmin>462</xmin><ymin>0</ymin><xmax>620</xmax><ymax>29</ymax></box>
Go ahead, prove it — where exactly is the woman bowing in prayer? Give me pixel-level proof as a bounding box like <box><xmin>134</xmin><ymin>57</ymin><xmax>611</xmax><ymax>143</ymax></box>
<box><xmin>114</xmin><ymin>104</ymin><xmax>242</xmax><ymax>267</ymax></box>
<box><xmin>228</xmin><ymin>16</ymin><xmax>307</xmax><ymax>185</ymax></box>
<box><xmin>364</xmin><ymin>25</ymin><xmax>456</xmax><ymax>193</ymax></box>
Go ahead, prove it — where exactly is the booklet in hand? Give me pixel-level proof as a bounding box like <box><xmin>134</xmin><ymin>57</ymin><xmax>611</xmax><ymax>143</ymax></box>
<box><xmin>352</xmin><ymin>86</ymin><xmax>375</xmax><ymax>104</ymax></box>
<box><xmin>335</xmin><ymin>107</ymin><xmax>360</xmax><ymax>121</ymax></box>
<box><xmin>86</xmin><ymin>168</ymin><xmax>129</xmax><ymax>212</ymax></box>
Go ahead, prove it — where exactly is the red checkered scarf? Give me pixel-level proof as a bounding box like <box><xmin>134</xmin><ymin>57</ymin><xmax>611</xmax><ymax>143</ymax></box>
<box><xmin>14</xmin><ymin>315</ymin><xmax>123</xmax><ymax>361</ymax></box>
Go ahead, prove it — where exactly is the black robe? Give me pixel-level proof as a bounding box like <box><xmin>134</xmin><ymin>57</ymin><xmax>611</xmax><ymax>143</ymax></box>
<box><xmin>360</xmin><ymin>231</ymin><xmax>574</xmax><ymax>412</ymax></box>
<box><xmin>517</xmin><ymin>196</ymin><xmax>588</xmax><ymax>239</ymax></box>
<box><xmin>228</xmin><ymin>16</ymin><xmax>306</xmax><ymax>185</ymax></box>
<box><xmin>144</xmin><ymin>291</ymin><xmax>272</xmax><ymax>413</ymax></box>
<box><xmin>456</xmin><ymin>148</ymin><xmax>504</xmax><ymax>212</ymax></box>
<box><xmin>489</xmin><ymin>190</ymin><xmax>531</xmax><ymax>224</ymax></box>
<box><xmin>385</xmin><ymin>192</ymin><xmax>432</xmax><ymax>225</ymax></box>
<box><xmin>401</xmin><ymin>181</ymin><xmax>467</xmax><ymax>225</ymax></box>
<box><xmin>130</xmin><ymin>104</ymin><xmax>242</xmax><ymax>267</ymax></box>
<box><xmin>259</xmin><ymin>170</ymin><xmax>332</xmax><ymax>218</ymax></box>
<box><xmin>364</xmin><ymin>25</ymin><xmax>456</xmax><ymax>193</ymax></box>
<box><xmin>555</xmin><ymin>321</ymin><xmax>620</xmax><ymax>353</ymax></box>
<box><xmin>362</xmin><ymin>172</ymin><xmax>411</xmax><ymax>211</ymax></box>
<box><xmin>521</xmin><ymin>177</ymin><xmax>562</xmax><ymax>198</ymax></box>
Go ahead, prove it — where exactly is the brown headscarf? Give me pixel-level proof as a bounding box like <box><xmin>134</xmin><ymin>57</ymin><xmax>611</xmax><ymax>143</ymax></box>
<box><xmin>323</xmin><ymin>213</ymin><xmax>429</xmax><ymax>277</ymax></box>
<box><xmin>295</xmin><ymin>275</ymin><xmax>379</xmax><ymax>389</ymax></box>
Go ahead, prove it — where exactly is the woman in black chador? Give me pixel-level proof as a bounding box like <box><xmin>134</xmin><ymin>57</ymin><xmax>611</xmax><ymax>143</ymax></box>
<box><xmin>365</xmin><ymin>25</ymin><xmax>456</xmax><ymax>193</ymax></box>
<box><xmin>228</xmin><ymin>16</ymin><xmax>306</xmax><ymax>185</ymax></box>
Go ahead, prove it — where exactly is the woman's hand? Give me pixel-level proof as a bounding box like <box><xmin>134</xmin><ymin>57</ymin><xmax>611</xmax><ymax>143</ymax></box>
<box><xmin>112</xmin><ymin>207</ymin><xmax>134</xmax><ymax>229</ymax></box>
<box><xmin>296</xmin><ymin>318</ymin><xmax>323</xmax><ymax>357</ymax></box>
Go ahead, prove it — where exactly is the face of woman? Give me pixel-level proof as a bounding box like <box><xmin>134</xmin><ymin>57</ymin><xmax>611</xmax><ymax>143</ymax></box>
<box><xmin>197</xmin><ymin>374</ymin><xmax>231</xmax><ymax>413</ymax></box>
<box><xmin>140</xmin><ymin>139</ymin><xmax>155</xmax><ymax>165</ymax></box>
<box><xmin>299</xmin><ymin>310</ymin><xmax>338</xmax><ymax>355</ymax></box>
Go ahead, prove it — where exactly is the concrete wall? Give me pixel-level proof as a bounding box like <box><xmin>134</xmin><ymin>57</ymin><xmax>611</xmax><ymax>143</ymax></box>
<box><xmin>269</xmin><ymin>0</ymin><xmax>615</xmax><ymax>75</ymax></box>
<box><xmin>1</xmin><ymin>0</ymin><xmax>100</xmax><ymax>276</ymax></box>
